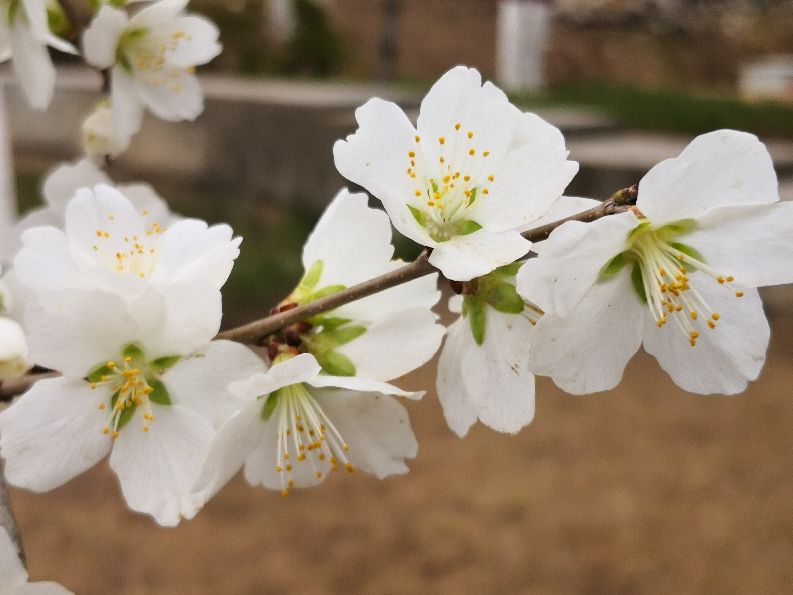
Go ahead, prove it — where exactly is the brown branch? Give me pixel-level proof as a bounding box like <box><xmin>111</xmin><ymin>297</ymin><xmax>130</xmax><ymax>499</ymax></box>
<box><xmin>218</xmin><ymin>187</ymin><xmax>637</xmax><ymax>344</ymax></box>
<box><xmin>0</xmin><ymin>187</ymin><xmax>637</xmax><ymax>400</ymax></box>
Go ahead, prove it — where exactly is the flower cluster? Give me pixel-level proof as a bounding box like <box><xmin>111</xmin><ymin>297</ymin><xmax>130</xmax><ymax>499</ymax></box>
<box><xmin>0</xmin><ymin>7</ymin><xmax>790</xmax><ymax>579</ymax></box>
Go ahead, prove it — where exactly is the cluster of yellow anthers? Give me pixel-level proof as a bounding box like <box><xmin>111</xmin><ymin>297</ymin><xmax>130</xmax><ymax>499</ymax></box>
<box><xmin>407</xmin><ymin>123</ymin><xmax>495</xmax><ymax>219</ymax></box>
<box><xmin>132</xmin><ymin>31</ymin><xmax>196</xmax><ymax>92</ymax></box>
<box><xmin>90</xmin><ymin>213</ymin><xmax>166</xmax><ymax>279</ymax></box>
<box><xmin>91</xmin><ymin>356</ymin><xmax>156</xmax><ymax>439</ymax></box>
<box><xmin>631</xmin><ymin>231</ymin><xmax>743</xmax><ymax>347</ymax></box>
<box><xmin>273</xmin><ymin>385</ymin><xmax>355</xmax><ymax>497</ymax></box>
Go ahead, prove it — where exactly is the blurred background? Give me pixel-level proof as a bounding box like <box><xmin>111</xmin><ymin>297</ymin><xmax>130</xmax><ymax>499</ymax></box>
<box><xmin>3</xmin><ymin>0</ymin><xmax>793</xmax><ymax>592</ymax></box>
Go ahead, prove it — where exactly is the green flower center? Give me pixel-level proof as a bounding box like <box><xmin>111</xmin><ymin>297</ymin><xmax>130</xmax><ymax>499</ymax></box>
<box><xmin>601</xmin><ymin>219</ymin><xmax>744</xmax><ymax>346</ymax></box>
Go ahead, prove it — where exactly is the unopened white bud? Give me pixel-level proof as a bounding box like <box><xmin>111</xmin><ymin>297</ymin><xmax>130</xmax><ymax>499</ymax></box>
<box><xmin>0</xmin><ymin>317</ymin><xmax>30</xmax><ymax>380</ymax></box>
<box><xmin>82</xmin><ymin>103</ymin><xmax>128</xmax><ymax>160</ymax></box>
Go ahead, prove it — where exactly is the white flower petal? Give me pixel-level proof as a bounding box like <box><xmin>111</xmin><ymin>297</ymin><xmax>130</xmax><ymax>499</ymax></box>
<box><xmin>82</xmin><ymin>5</ymin><xmax>128</xmax><ymax>69</ymax></box>
<box><xmin>301</xmin><ymin>189</ymin><xmax>394</xmax><ymax>288</ymax></box>
<box><xmin>637</xmin><ymin>130</ymin><xmax>778</xmax><ymax>226</ymax></box>
<box><xmin>685</xmin><ymin>202</ymin><xmax>793</xmax><ymax>288</ymax></box>
<box><xmin>0</xmin><ymin>378</ymin><xmax>112</xmax><ymax>491</ymax></box>
<box><xmin>129</xmin><ymin>0</ymin><xmax>190</xmax><ymax>29</ymax></box>
<box><xmin>228</xmin><ymin>353</ymin><xmax>318</xmax><ymax>401</ymax></box>
<box><xmin>151</xmin><ymin>219</ymin><xmax>240</xmax><ymax>289</ymax></box>
<box><xmin>13</xmin><ymin>226</ymin><xmax>77</xmax><ymax>293</ymax></box>
<box><xmin>109</xmin><ymin>404</ymin><xmax>214</xmax><ymax>526</ymax></box>
<box><xmin>25</xmin><ymin>290</ymin><xmax>141</xmax><ymax>377</ymax></box>
<box><xmin>163</xmin><ymin>340</ymin><xmax>266</xmax><ymax>429</ymax></box>
<box><xmin>315</xmin><ymin>389</ymin><xmax>417</xmax><ymax>479</ymax></box>
<box><xmin>129</xmin><ymin>282</ymin><xmax>221</xmax><ymax>359</ymax></box>
<box><xmin>0</xmin><ymin>317</ymin><xmax>30</xmax><ymax>380</ymax></box>
<box><xmin>15</xmin><ymin>581</ymin><xmax>73</xmax><ymax>595</ymax></box>
<box><xmin>460</xmin><ymin>309</ymin><xmax>535</xmax><ymax>434</ymax></box>
<box><xmin>0</xmin><ymin>527</ymin><xmax>27</xmax><ymax>587</ymax></box>
<box><xmin>529</xmin><ymin>266</ymin><xmax>646</xmax><ymax>394</ymax></box>
<box><xmin>111</xmin><ymin>66</ymin><xmax>145</xmax><ymax>147</ymax></box>
<box><xmin>337</xmin><ymin>307</ymin><xmax>445</xmax><ymax>381</ymax></box>
<box><xmin>192</xmin><ymin>399</ymin><xmax>266</xmax><ymax>501</ymax></box>
<box><xmin>307</xmin><ymin>375</ymin><xmax>421</xmax><ymax>399</ymax></box>
<box><xmin>436</xmin><ymin>318</ymin><xmax>481</xmax><ymax>437</ymax></box>
<box><xmin>642</xmin><ymin>276</ymin><xmax>769</xmax><ymax>395</ymax></box>
<box><xmin>428</xmin><ymin>229</ymin><xmax>531</xmax><ymax>282</ymax></box>
<box><xmin>333</xmin><ymin>98</ymin><xmax>427</xmax><ymax>245</ymax></box>
<box><xmin>135</xmin><ymin>70</ymin><xmax>204</xmax><ymax>122</ymax></box>
<box><xmin>516</xmin><ymin>211</ymin><xmax>639</xmax><ymax>316</ymax></box>
<box><xmin>470</xmin><ymin>142</ymin><xmax>578</xmax><ymax>233</ymax></box>
<box><xmin>10</xmin><ymin>20</ymin><xmax>55</xmax><ymax>110</ymax></box>
<box><xmin>42</xmin><ymin>159</ymin><xmax>109</xmax><ymax>211</ymax></box>
<box><xmin>157</xmin><ymin>15</ymin><xmax>221</xmax><ymax>67</ymax></box>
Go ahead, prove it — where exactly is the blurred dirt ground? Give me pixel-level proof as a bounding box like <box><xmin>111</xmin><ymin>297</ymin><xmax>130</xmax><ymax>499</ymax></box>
<box><xmin>9</xmin><ymin>318</ymin><xmax>793</xmax><ymax>594</ymax></box>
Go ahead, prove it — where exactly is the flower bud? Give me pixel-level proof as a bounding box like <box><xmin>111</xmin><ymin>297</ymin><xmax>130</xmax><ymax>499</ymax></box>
<box><xmin>0</xmin><ymin>317</ymin><xmax>30</xmax><ymax>380</ymax></box>
<box><xmin>82</xmin><ymin>103</ymin><xmax>128</xmax><ymax>160</ymax></box>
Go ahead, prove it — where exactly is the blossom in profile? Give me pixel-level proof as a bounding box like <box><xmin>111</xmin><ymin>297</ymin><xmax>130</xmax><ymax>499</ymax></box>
<box><xmin>83</xmin><ymin>0</ymin><xmax>221</xmax><ymax>146</ymax></box>
<box><xmin>0</xmin><ymin>287</ymin><xmax>263</xmax><ymax>526</ymax></box>
<box><xmin>334</xmin><ymin>65</ymin><xmax>578</xmax><ymax>281</ymax></box>
<box><xmin>436</xmin><ymin>196</ymin><xmax>598</xmax><ymax>436</ymax></box>
<box><xmin>517</xmin><ymin>130</ymin><xmax>792</xmax><ymax>395</ymax></box>
<box><xmin>0</xmin><ymin>527</ymin><xmax>73</xmax><ymax>594</ymax></box>
<box><xmin>14</xmin><ymin>184</ymin><xmax>237</xmax><ymax>301</ymax></box>
<box><xmin>0</xmin><ymin>273</ymin><xmax>29</xmax><ymax>380</ymax></box>
<box><xmin>271</xmin><ymin>189</ymin><xmax>444</xmax><ymax>380</ymax></box>
<box><xmin>0</xmin><ymin>0</ymin><xmax>76</xmax><ymax>109</ymax></box>
<box><xmin>194</xmin><ymin>353</ymin><xmax>420</xmax><ymax>500</ymax></box>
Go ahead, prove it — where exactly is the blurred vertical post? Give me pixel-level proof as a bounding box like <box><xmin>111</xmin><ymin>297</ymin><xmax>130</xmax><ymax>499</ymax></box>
<box><xmin>268</xmin><ymin>0</ymin><xmax>297</xmax><ymax>44</ymax></box>
<box><xmin>496</xmin><ymin>0</ymin><xmax>552</xmax><ymax>93</ymax></box>
<box><xmin>379</xmin><ymin>0</ymin><xmax>402</xmax><ymax>83</ymax></box>
<box><xmin>0</xmin><ymin>85</ymin><xmax>16</xmax><ymax>263</ymax></box>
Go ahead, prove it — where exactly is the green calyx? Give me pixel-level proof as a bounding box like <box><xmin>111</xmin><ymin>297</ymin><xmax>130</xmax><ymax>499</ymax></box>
<box><xmin>116</xmin><ymin>27</ymin><xmax>149</xmax><ymax>73</ymax></box>
<box><xmin>598</xmin><ymin>219</ymin><xmax>702</xmax><ymax>303</ymax></box>
<box><xmin>407</xmin><ymin>205</ymin><xmax>481</xmax><ymax>243</ymax></box>
<box><xmin>461</xmin><ymin>263</ymin><xmax>527</xmax><ymax>346</ymax></box>
<box><xmin>301</xmin><ymin>320</ymin><xmax>366</xmax><ymax>377</ymax></box>
<box><xmin>290</xmin><ymin>260</ymin><xmax>346</xmax><ymax>305</ymax></box>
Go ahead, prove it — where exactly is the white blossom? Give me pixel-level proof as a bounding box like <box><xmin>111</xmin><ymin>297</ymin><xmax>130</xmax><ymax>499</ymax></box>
<box><xmin>14</xmin><ymin>184</ymin><xmax>236</xmax><ymax>302</ymax></box>
<box><xmin>517</xmin><ymin>130</ymin><xmax>792</xmax><ymax>395</ymax></box>
<box><xmin>83</xmin><ymin>0</ymin><xmax>221</xmax><ymax>147</ymax></box>
<box><xmin>0</xmin><ymin>527</ymin><xmax>72</xmax><ymax>594</ymax></box>
<box><xmin>0</xmin><ymin>0</ymin><xmax>76</xmax><ymax>110</ymax></box>
<box><xmin>275</xmin><ymin>189</ymin><xmax>444</xmax><ymax>380</ymax></box>
<box><xmin>194</xmin><ymin>353</ymin><xmax>421</xmax><ymax>500</ymax></box>
<box><xmin>0</xmin><ymin>287</ymin><xmax>263</xmax><ymax>526</ymax></box>
<box><xmin>436</xmin><ymin>196</ymin><xmax>597</xmax><ymax>436</ymax></box>
<box><xmin>334</xmin><ymin>65</ymin><xmax>578</xmax><ymax>281</ymax></box>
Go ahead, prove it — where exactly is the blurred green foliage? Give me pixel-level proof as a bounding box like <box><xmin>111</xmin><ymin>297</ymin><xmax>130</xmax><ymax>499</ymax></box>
<box><xmin>517</xmin><ymin>81</ymin><xmax>793</xmax><ymax>139</ymax></box>
<box><xmin>193</xmin><ymin>0</ymin><xmax>342</xmax><ymax>76</ymax></box>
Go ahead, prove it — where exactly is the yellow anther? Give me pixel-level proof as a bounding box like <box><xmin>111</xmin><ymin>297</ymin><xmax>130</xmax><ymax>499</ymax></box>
<box><xmin>288</xmin><ymin>479</ymin><xmax>295</xmax><ymax>488</ymax></box>
<box><xmin>315</xmin><ymin>471</ymin><xmax>323</xmax><ymax>479</ymax></box>
<box><xmin>408</xmin><ymin>151</ymin><xmax>415</xmax><ymax>158</ymax></box>
<box><xmin>483</xmin><ymin>151</ymin><xmax>490</xmax><ymax>157</ymax></box>
<box><xmin>439</xmin><ymin>156</ymin><xmax>445</xmax><ymax>164</ymax></box>
<box><xmin>414</xmin><ymin>190</ymin><xmax>421</xmax><ymax>196</ymax></box>
<box><xmin>726</xmin><ymin>276</ymin><xmax>734</xmax><ymax>282</ymax></box>
<box><xmin>90</xmin><ymin>383</ymin><xmax>97</xmax><ymax>390</ymax></box>
<box><xmin>281</xmin><ymin>490</ymin><xmax>289</xmax><ymax>497</ymax></box>
<box><xmin>690</xmin><ymin>311</ymin><xmax>698</xmax><ymax>320</ymax></box>
<box><xmin>467</xmin><ymin>131</ymin><xmax>474</xmax><ymax>139</ymax></box>
<box><xmin>463</xmin><ymin>175</ymin><xmax>470</xmax><ymax>182</ymax></box>
<box><xmin>483</xmin><ymin>189</ymin><xmax>489</xmax><ymax>195</ymax></box>
<box><xmin>345</xmin><ymin>463</ymin><xmax>355</xmax><ymax>473</ymax></box>
<box><xmin>469</xmin><ymin>149</ymin><xmax>476</xmax><ymax>156</ymax></box>
<box><xmin>707</xmin><ymin>320</ymin><xmax>716</xmax><ymax>329</ymax></box>
<box><xmin>112</xmin><ymin>431</ymin><xmax>119</xmax><ymax>439</ymax></box>
<box><xmin>488</xmin><ymin>175</ymin><xmax>494</xmax><ymax>182</ymax></box>
<box><xmin>143</xmin><ymin>427</ymin><xmax>149</xmax><ymax>433</ymax></box>
<box><xmin>275</xmin><ymin>466</ymin><xmax>283</xmax><ymax>472</ymax></box>
<box><xmin>717</xmin><ymin>276</ymin><xmax>725</xmax><ymax>284</ymax></box>
<box><xmin>103</xmin><ymin>427</ymin><xmax>110</xmax><ymax>434</ymax></box>
<box><xmin>414</xmin><ymin>135</ymin><xmax>421</xmax><ymax>142</ymax></box>
<box><xmin>735</xmin><ymin>291</ymin><xmax>744</xmax><ymax>298</ymax></box>
<box><xmin>711</xmin><ymin>313</ymin><xmax>720</xmax><ymax>321</ymax></box>
<box><xmin>454</xmin><ymin>122</ymin><xmax>461</xmax><ymax>130</ymax></box>
<box><xmin>438</xmin><ymin>137</ymin><xmax>445</xmax><ymax>145</ymax></box>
